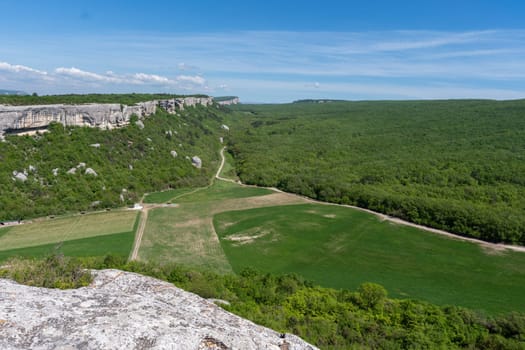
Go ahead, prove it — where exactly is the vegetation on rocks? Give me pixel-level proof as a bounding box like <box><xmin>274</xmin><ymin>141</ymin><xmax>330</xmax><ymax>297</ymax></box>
<box><xmin>0</xmin><ymin>254</ymin><xmax>92</xmax><ymax>289</ymax></box>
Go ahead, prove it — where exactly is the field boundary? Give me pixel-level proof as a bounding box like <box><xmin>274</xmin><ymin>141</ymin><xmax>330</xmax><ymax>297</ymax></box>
<box><xmin>215</xmin><ymin>147</ymin><xmax>525</xmax><ymax>254</ymax></box>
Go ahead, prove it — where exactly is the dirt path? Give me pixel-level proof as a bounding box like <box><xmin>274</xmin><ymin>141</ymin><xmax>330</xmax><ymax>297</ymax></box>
<box><xmin>128</xmin><ymin>203</ymin><xmax>177</xmax><ymax>261</ymax></box>
<box><xmin>215</xmin><ymin>147</ymin><xmax>525</xmax><ymax>254</ymax></box>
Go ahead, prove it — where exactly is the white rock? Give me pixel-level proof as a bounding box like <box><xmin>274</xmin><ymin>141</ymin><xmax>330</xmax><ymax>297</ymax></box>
<box><xmin>28</xmin><ymin>165</ymin><xmax>36</xmax><ymax>172</ymax></box>
<box><xmin>191</xmin><ymin>156</ymin><xmax>202</xmax><ymax>169</ymax></box>
<box><xmin>77</xmin><ymin>162</ymin><xmax>86</xmax><ymax>169</ymax></box>
<box><xmin>90</xmin><ymin>143</ymin><xmax>101</xmax><ymax>148</ymax></box>
<box><xmin>128</xmin><ymin>164</ymin><xmax>133</xmax><ymax>170</ymax></box>
<box><xmin>85</xmin><ymin>168</ymin><xmax>98</xmax><ymax>176</ymax></box>
<box><xmin>171</xmin><ymin>150</ymin><xmax>178</xmax><ymax>158</ymax></box>
<box><xmin>221</xmin><ymin>124</ymin><xmax>230</xmax><ymax>131</ymax></box>
<box><xmin>219</xmin><ymin>137</ymin><xmax>224</xmax><ymax>144</ymax></box>
<box><xmin>66</xmin><ymin>168</ymin><xmax>77</xmax><ymax>175</ymax></box>
<box><xmin>52</xmin><ymin>168</ymin><xmax>59</xmax><ymax>176</ymax></box>
<box><xmin>135</xmin><ymin>120</ymin><xmax>145</xmax><ymax>129</ymax></box>
<box><xmin>13</xmin><ymin>172</ymin><xmax>27</xmax><ymax>182</ymax></box>
<box><xmin>0</xmin><ymin>270</ymin><xmax>318</xmax><ymax>350</ymax></box>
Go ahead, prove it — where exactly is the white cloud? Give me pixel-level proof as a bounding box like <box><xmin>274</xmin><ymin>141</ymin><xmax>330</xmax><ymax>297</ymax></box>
<box><xmin>55</xmin><ymin>67</ymin><xmax>121</xmax><ymax>83</ymax></box>
<box><xmin>133</xmin><ymin>73</ymin><xmax>170</xmax><ymax>84</ymax></box>
<box><xmin>0</xmin><ymin>61</ymin><xmax>47</xmax><ymax>75</ymax></box>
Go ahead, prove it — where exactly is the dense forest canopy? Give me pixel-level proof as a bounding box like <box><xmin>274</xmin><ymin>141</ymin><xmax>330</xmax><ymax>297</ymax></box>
<box><xmin>225</xmin><ymin>100</ymin><xmax>525</xmax><ymax>245</ymax></box>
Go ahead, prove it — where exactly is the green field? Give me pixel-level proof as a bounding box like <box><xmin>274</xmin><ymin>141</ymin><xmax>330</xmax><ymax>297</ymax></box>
<box><xmin>214</xmin><ymin>203</ymin><xmax>525</xmax><ymax>314</ymax></box>
<box><xmin>176</xmin><ymin>180</ymin><xmax>273</xmax><ymax>203</ymax></box>
<box><xmin>0</xmin><ymin>211</ymin><xmax>139</xmax><ymax>260</ymax></box>
<box><xmin>0</xmin><ymin>232</ymin><xmax>135</xmax><ymax>261</ymax></box>
<box><xmin>143</xmin><ymin>188</ymin><xmax>196</xmax><ymax>203</ymax></box>
<box><xmin>138</xmin><ymin>180</ymin><xmax>305</xmax><ymax>270</ymax></box>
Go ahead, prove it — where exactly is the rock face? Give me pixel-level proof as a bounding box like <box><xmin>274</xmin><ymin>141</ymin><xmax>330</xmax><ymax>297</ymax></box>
<box><xmin>216</xmin><ymin>97</ymin><xmax>240</xmax><ymax>106</ymax></box>
<box><xmin>0</xmin><ymin>97</ymin><xmax>214</xmax><ymax>137</ymax></box>
<box><xmin>0</xmin><ymin>270</ymin><xmax>317</xmax><ymax>350</ymax></box>
<box><xmin>192</xmin><ymin>156</ymin><xmax>202</xmax><ymax>168</ymax></box>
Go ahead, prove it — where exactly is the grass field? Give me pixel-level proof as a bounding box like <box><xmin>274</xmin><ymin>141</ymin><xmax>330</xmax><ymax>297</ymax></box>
<box><xmin>143</xmin><ymin>188</ymin><xmax>196</xmax><ymax>203</ymax></box>
<box><xmin>176</xmin><ymin>180</ymin><xmax>273</xmax><ymax>203</ymax></box>
<box><xmin>214</xmin><ymin>203</ymin><xmax>525</xmax><ymax>314</ymax></box>
<box><xmin>138</xmin><ymin>180</ymin><xmax>305</xmax><ymax>271</ymax></box>
<box><xmin>0</xmin><ymin>211</ymin><xmax>139</xmax><ymax>260</ymax></box>
<box><xmin>0</xmin><ymin>231</ymin><xmax>135</xmax><ymax>261</ymax></box>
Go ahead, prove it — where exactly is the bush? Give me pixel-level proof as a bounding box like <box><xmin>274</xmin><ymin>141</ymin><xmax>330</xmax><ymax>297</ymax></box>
<box><xmin>0</xmin><ymin>254</ymin><xmax>92</xmax><ymax>289</ymax></box>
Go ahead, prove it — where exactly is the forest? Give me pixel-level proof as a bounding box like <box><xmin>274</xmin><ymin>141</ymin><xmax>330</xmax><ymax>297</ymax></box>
<box><xmin>225</xmin><ymin>100</ymin><xmax>525</xmax><ymax>245</ymax></box>
<box><xmin>0</xmin><ymin>105</ymin><xmax>225</xmax><ymax>220</ymax></box>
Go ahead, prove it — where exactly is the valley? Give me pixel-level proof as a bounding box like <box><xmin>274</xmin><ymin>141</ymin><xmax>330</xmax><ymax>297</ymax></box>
<box><xmin>1</xmin><ymin>96</ymin><xmax>525</xmax><ymax>348</ymax></box>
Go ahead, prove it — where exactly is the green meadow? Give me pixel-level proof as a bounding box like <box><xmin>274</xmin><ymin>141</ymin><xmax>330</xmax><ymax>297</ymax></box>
<box><xmin>214</xmin><ymin>203</ymin><xmax>525</xmax><ymax>314</ymax></box>
<box><xmin>0</xmin><ymin>211</ymin><xmax>139</xmax><ymax>261</ymax></box>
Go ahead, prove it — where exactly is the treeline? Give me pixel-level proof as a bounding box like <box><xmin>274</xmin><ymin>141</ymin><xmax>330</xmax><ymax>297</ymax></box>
<box><xmin>0</xmin><ymin>93</ymin><xmax>209</xmax><ymax>106</ymax></box>
<box><xmin>0</xmin><ymin>105</ymin><xmax>225</xmax><ymax>220</ymax></box>
<box><xmin>4</xmin><ymin>255</ymin><xmax>525</xmax><ymax>349</ymax></box>
<box><xmin>226</xmin><ymin>100</ymin><xmax>525</xmax><ymax>245</ymax></box>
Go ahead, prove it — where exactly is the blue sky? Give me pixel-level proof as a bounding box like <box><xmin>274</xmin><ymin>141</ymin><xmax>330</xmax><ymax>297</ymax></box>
<box><xmin>0</xmin><ymin>0</ymin><xmax>524</xmax><ymax>102</ymax></box>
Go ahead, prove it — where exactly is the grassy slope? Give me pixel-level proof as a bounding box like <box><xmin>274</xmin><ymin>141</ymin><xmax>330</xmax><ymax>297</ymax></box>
<box><xmin>0</xmin><ymin>231</ymin><xmax>135</xmax><ymax>261</ymax></box>
<box><xmin>0</xmin><ymin>211</ymin><xmax>138</xmax><ymax>251</ymax></box>
<box><xmin>143</xmin><ymin>188</ymin><xmax>195</xmax><ymax>203</ymax></box>
<box><xmin>214</xmin><ymin>203</ymin><xmax>525</xmax><ymax>314</ymax></box>
<box><xmin>138</xmin><ymin>181</ymin><xmax>301</xmax><ymax>271</ymax></box>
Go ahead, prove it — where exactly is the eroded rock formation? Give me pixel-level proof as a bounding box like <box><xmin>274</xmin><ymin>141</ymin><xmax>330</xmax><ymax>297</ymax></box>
<box><xmin>0</xmin><ymin>97</ymin><xmax>214</xmax><ymax>137</ymax></box>
<box><xmin>0</xmin><ymin>269</ymin><xmax>317</xmax><ymax>350</ymax></box>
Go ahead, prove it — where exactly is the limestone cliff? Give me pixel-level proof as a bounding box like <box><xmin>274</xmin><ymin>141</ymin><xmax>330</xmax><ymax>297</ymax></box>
<box><xmin>0</xmin><ymin>97</ymin><xmax>214</xmax><ymax>137</ymax></box>
<box><xmin>0</xmin><ymin>269</ymin><xmax>317</xmax><ymax>350</ymax></box>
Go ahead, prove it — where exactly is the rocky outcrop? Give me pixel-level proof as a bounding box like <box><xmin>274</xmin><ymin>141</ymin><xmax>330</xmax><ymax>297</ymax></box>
<box><xmin>0</xmin><ymin>269</ymin><xmax>317</xmax><ymax>350</ymax></box>
<box><xmin>158</xmin><ymin>96</ymin><xmax>213</xmax><ymax>113</ymax></box>
<box><xmin>216</xmin><ymin>97</ymin><xmax>240</xmax><ymax>106</ymax></box>
<box><xmin>192</xmin><ymin>156</ymin><xmax>202</xmax><ymax>168</ymax></box>
<box><xmin>0</xmin><ymin>97</ymin><xmax>214</xmax><ymax>137</ymax></box>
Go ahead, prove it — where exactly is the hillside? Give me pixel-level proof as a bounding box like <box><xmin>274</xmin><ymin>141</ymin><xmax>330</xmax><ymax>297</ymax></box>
<box><xmin>225</xmin><ymin>100</ymin><xmax>525</xmax><ymax>245</ymax></box>
<box><xmin>0</xmin><ymin>98</ymin><xmax>228</xmax><ymax>221</ymax></box>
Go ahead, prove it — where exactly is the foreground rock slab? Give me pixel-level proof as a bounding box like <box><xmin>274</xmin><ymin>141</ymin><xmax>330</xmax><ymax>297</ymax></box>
<box><xmin>0</xmin><ymin>269</ymin><xmax>317</xmax><ymax>350</ymax></box>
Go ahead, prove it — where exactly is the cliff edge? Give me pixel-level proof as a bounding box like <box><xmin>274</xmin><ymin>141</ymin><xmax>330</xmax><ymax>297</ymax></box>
<box><xmin>0</xmin><ymin>269</ymin><xmax>317</xmax><ymax>350</ymax></box>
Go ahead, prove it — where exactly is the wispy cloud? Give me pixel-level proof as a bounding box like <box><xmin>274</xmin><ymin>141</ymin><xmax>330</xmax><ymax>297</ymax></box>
<box><xmin>0</xmin><ymin>61</ymin><xmax>48</xmax><ymax>75</ymax></box>
<box><xmin>1</xmin><ymin>29</ymin><xmax>524</xmax><ymax>100</ymax></box>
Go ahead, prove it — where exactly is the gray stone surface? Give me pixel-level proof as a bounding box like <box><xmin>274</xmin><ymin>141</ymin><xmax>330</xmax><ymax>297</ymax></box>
<box><xmin>192</xmin><ymin>156</ymin><xmax>202</xmax><ymax>168</ymax></box>
<box><xmin>0</xmin><ymin>270</ymin><xmax>317</xmax><ymax>350</ymax></box>
<box><xmin>0</xmin><ymin>97</ymin><xmax>214</xmax><ymax>136</ymax></box>
<box><xmin>12</xmin><ymin>172</ymin><xmax>27</xmax><ymax>182</ymax></box>
<box><xmin>85</xmin><ymin>168</ymin><xmax>98</xmax><ymax>176</ymax></box>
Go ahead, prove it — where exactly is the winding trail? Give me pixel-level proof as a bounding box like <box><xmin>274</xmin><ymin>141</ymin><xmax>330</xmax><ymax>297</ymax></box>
<box><xmin>215</xmin><ymin>147</ymin><xmax>525</xmax><ymax>254</ymax></box>
<box><xmin>129</xmin><ymin>146</ymin><xmax>525</xmax><ymax>262</ymax></box>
